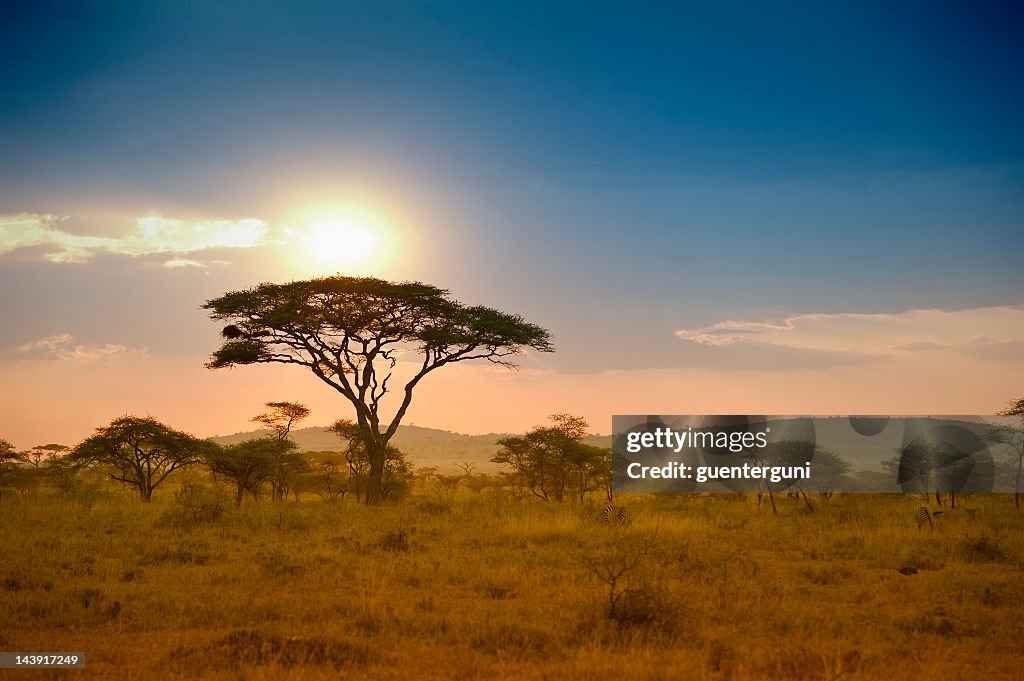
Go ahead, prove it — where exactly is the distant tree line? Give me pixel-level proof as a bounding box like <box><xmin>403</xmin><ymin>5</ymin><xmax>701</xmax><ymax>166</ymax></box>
<box><xmin>3</xmin><ymin>396</ymin><xmax>1023</xmax><ymax>512</ymax></box>
<box><xmin>0</xmin><ymin>401</ymin><xmax>402</xmax><ymax>506</ymax></box>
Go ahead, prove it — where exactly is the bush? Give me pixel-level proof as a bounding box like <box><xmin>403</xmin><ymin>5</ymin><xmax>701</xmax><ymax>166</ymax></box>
<box><xmin>160</xmin><ymin>482</ymin><xmax>225</xmax><ymax>528</ymax></box>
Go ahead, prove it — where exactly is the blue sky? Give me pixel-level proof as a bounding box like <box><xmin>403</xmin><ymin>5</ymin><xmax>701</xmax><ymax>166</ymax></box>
<box><xmin>1</xmin><ymin>2</ymin><xmax>1022</xmax><ymax>441</ymax></box>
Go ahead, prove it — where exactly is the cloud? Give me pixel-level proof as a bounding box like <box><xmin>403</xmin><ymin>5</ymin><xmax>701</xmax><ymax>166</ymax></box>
<box><xmin>0</xmin><ymin>213</ymin><xmax>270</xmax><ymax>265</ymax></box>
<box><xmin>14</xmin><ymin>334</ymin><xmax>138</xmax><ymax>362</ymax></box>
<box><xmin>163</xmin><ymin>258</ymin><xmax>206</xmax><ymax>269</ymax></box>
<box><xmin>676</xmin><ymin>306</ymin><xmax>1024</xmax><ymax>362</ymax></box>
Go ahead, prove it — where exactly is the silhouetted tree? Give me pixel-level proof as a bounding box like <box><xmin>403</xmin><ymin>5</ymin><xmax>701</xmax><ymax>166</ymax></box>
<box><xmin>807</xmin><ymin>448</ymin><xmax>851</xmax><ymax>500</ymax></box>
<box><xmin>0</xmin><ymin>438</ymin><xmax>26</xmax><ymax>500</ymax></box>
<box><xmin>884</xmin><ymin>438</ymin><xmax>940</xmax><ymax>503</ymax></box>
<box><xmin>247</xmin><ymin>402</ymin><xmax>311</xmax><ymax>500</ymax></box>
<box><xmin>205</xmin><ymin>276</ymin><xmax>552</xmax><ymax>504</ymax></box>
<box><xmin>302</xmin><ymin>451</ymin><xmax>348</xmax><ymax>501</ymax></box>
<box><xmin>491</xmin><ymin>414</ymin><xmax>601</xmax><ymax>502</ymax></box>
<box><xmin>68</xmin><ymin>416</ymin><xmax>211</xmax><ymax>502</ymax></box>
<box><xmin>251</xmin><ymin>401</ymin><xmax>310</xmax><ymax>441</ymax></box>
<box><xmin>988</xmin><ymin>398</ymin><xmax>1024</xmax><ymax>510</ymax></box>
<box><xmin>205</xmin><ymin>439</ymin><xmax>285</xmax><ymax>506</ymax></box>
<box><xmin>27</xmin><ymin>444</ymin><xmax>69</xmax><ymax>468</ymax></box>
<box><xmin>44</xmin><ymin>454</ymin><xmax>80</xmax><ymax>497</ymax></box>
<box><xmin>755</xmin><ymin>439</ymin><xmax>820</xmax><ymax>513</ymax></box>
<box><xmin>570</xmin><ymin>443</ymin><xmax>612</xmax><ymax>503</ymax></box>
<box><xmin>14</xmin><ymin>444</ymin><xmax>71</xmax><ymax>493</ymax></box>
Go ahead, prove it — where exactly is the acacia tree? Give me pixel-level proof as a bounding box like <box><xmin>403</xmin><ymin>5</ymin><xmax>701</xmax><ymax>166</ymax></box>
<box><xmin>251</xmin><ymin>401</ymin><xmax>310</xmax><ymax>441</ymax></box>
<box><xmin>0</xmin><ymin>438</ymin><xmax>26</xmax><ymax>499</ymax></box>
<box><xmin>68</xmin><ymin>416</ymin><xmax>212</xmax><ymax>502</ymax></box>
<box><xmin>204</xmin><ymin>276</ymin><xmax>553</xmax><ymax>504</ymax></box>
<box><xmin>27</xmin><ymin>444</ymin><xmax>69</xmax><ymax>468</ymax></box>
<box><xmin>205</xmin><ymin>439</ymin><xmax>285</xmax><ymax>506</ymax></box>
<box><xmin>988</xmin><ymin>398</ymin><xmax>1024</xmax><ymax>510</ymax></box>
<box><xmin>492</xmin><ymin>414</ymin><xmax>601</xmax><ymax>502</ymax></box>
<box><xmin>884</xmin><ymin>438</ymin><xmax>940</xmax><ymax>504</ymax></box>
<box><xmin>250</xmin><ymin>401</ymin><xmax>311</xmax><ymax>500</ymax></box>
<box><xmin>44</xmin><ymin>454</ymin><xmax>80</xmax><ymax>497</ymax></box>
<box><xmin>806</xmin><ymin>449</ymin><xmax>852</xmax><ymax>501</ymax></box>
<box><xmin>303</xmin><ymin>451</ymin><xmax>349</xmax><ymax>502</ymax></box>
<box><xmin>573</xmin><ymin>443</ymin><xmax>613</xmax><ymax>503</ymax></box>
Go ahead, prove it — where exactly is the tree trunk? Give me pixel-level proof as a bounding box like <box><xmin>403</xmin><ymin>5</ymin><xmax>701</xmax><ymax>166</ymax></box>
<box><xmin>1015</xmin><ymin>453</ymin><xmax>1022</xmax><ymax>511</ymax></box>
<box><xmin>364</xmin><ymin>441</ymin><xmax>387</xmax><ymax>505</ymax></box>
<box><xmin>141</xmin><ymin>486</ymin><xmax>153</xmax><ymax>502</ymax></box>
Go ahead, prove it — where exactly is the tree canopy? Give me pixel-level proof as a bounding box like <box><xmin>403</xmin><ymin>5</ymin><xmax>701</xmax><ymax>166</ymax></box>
<box><xmin>251</xmin><ymin>401</ymin><xmax>311</xmax><ymax>441</ymax></box>
<box><xmin>0</xmin><ymin>438</ymin><xmax>25</xmax><ymax>496</ymax></box>
<box><xmin>204</xmin><ymin>276</ymin><xmax>554</xmax><ymax>503</ymax></box>
<box><xmin>991</xmin><ymin>396</ymin><xmax>1024</xmax><ymax>509</ymax></box>
<box><xmin>998</xmin><ymin>398</ymin><xmax>1024</xmax><ymax>418</ymax></box>
<box><xmin>68</xmin><ymin>416</ymin><xmax>212</xmax><ymax>501</ymax></box>
<box><xmin>27</xmin><ymin>444</ymin><xmax>69</xmax><ymax>468</ymax></box>
<box><xmin>491</xmin><ymin>414</ymin><xmax>607</xmax><ymax>502</ymax></box>
<box><xmin>206</xmin><ymin>438</ymin><xmax>292</xmax><ymax>506</ymax></box>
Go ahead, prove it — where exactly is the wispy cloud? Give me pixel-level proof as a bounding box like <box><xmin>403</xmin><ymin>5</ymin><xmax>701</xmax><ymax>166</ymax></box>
<box><xmin>676</xmin><ymin>306</ymin><xmax>1024</xmax><ymax>361</ymax></box>
<box><xmin>0</xmin><ymin>213</ymin><xmax>270</xmax><ymax>265</ymax></box>
<box><xmin>14</xmin><ymin>334</ymin><xmax>139</xmax><ymax>362</ymax></box>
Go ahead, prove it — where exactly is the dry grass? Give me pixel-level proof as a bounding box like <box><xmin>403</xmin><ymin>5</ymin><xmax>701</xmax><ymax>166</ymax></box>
<box><xmin>1</xmin><ymin>490</ymin><xmax>1022</xmax><ymax>679</ymax></box>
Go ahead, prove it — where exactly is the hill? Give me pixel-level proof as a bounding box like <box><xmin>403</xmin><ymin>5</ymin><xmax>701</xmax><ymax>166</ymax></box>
<box><xmin>210</xmin><ymin>424</ymin><xmax>612</xmax><ymax>473</ymax></box>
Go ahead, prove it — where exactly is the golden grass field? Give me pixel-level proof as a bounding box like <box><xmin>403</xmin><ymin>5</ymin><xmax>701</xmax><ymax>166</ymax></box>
<box><xmin>2</xmin><ymin>487</ymin><xmax>1023</xmax><ymax>680</ymax></box>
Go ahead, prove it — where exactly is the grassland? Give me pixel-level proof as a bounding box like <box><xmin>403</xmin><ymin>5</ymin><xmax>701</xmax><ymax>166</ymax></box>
<box><xmin>2</xmin><ymin>488</ymin><xmax>1022</xmax><ymax>680</ymax></box>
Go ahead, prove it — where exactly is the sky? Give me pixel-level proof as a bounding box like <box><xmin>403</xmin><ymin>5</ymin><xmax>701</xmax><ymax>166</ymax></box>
<box><xmin>2</xmin><ymin>1</ymin><xmax>1023</xmax><ymax>447</ymax></box>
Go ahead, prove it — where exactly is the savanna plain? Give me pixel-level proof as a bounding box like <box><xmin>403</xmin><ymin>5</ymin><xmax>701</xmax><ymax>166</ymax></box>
<box><xmin>2</xmin><ymin>486</ymin><xmax>1022</xmax><ymax>680</ymax></box>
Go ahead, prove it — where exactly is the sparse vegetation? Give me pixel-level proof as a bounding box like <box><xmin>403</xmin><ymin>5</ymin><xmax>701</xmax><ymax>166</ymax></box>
<box><xmin>1</xmin><ymin>485</ymin><xmax>1022</xmax><ymax>680</ymax></box>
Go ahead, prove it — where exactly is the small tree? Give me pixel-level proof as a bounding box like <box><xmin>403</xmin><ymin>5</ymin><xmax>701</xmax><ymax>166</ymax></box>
<box><xmin>807</xmin><ymin>448</ymin><xmax>851</xmax><ymax>500</ymax></box>
<box><xmin>204</xmin><ymin>276</ymin><xmax>553</xmax><ymax>504</ymax></box>
<box><xmin>491</xmin><ymin>414</ymin><xmax>602</xmax><ymax>502</ymax></box>
<box><xmin>570</xmin><ymin>443</ymin><xmax>612</xmax><ymax>503</ymax></box>
<box><xmin>251</xmin><ymin>401</ymin><xmax>310</xmax><ymax>441</ymax></box>
<box><xmin>44</xmin><ymin>454</ymin><xmax>80</xmax><ymax>497</ymax></box>
<box><xmin>491</xmin><ymin>435</ymin><xmax>542</xmax><ymax>499</ymax></box>
<box><xmin>205</xmin><ymin>439</ymin><xmax>284</xmax><ymax>506</ymax></box>
<box><xmin>27</xmin><ymin>444</ymin><xmax>69</xmax><ymax>468</ymax></box>
<box><xmin>274</xmin><ymin>447</ymin><xmax>311</xmax><ymax>501</ymax></box>
<box><xmin>68</xmin><ymin>416</ymin><xmax>211</xmax><ymax>502</ymax></box>
<box><xmin>754</xmin><ymin>439</ymin><xmax>820</xmax><ymax>513</ymax></box>
<box><xmin>15</xmin><ymin>444</ymin><xmax>71</xmax><ymax>494</ymax></box>
<box><xmin>303</xmin><ymin>451</ymin><xmax>348</xmax><ymax>502</ymax></box>
<box><xmin>885</xmin><ymin>438</ymin><xmax>940</xmax><ymax>503</ymax></box>
<box><xmin>0</xmin><ymin>438</ymin><xmax>26</xmax><ymax>500</ymax></box>
<box><xmin>249</xmin><ymin>401</ymin><xmax>311</xmax><ymax>500</ymax></box>
<box><xmin>432</xmin><ymin>472</ymin><xmax>463</xmax><ymax>503</ymax></box>
<box><xmin>988</xmin><ymin>398</ymin><xmax>1024</xmax><ymax>510</ymax></box>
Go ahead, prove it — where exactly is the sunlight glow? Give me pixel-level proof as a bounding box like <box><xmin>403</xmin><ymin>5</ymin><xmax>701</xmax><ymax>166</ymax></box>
<box><xmin>286</xmin><ymin>202</ymin><xmax>396</xmax><ymax>274</ymax></box>
<box><xmin>304</xmin><ymin>219</ymin><xmax>377</xmax><ymax>266</ymax></box>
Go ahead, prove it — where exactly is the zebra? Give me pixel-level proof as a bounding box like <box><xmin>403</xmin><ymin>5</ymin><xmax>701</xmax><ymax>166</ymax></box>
<box><xmin>600</xmin><ymin>504</ymin><xmax>630</xmax><ymax>527</ymax></box>
<box><xmin>917</xmin><ymin>506</ymin><xmax>944</xmax><ymax>531</ymax></box>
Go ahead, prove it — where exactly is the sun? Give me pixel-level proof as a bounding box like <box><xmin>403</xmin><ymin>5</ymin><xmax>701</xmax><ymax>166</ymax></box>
<box><xmin>304</xmin><ymin>219</ymin><xmax>378</xmax><ymax>267</ymax></box>
<box><xmin>288</xmin><ymin>203</ymin><xmax>395</xmax><ymax>273</ymax></box>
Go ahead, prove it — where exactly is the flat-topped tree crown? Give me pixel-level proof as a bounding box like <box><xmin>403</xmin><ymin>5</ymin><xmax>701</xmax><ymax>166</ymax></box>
<box><xmin>203</xmin><ymin>275</ymin><xmax>554</xmax><ymax>504</ymax></box>
<box><xmin>67</xmin><ymin>416</ymin><xmax>211</xmax><ymax>502</ymax></box>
